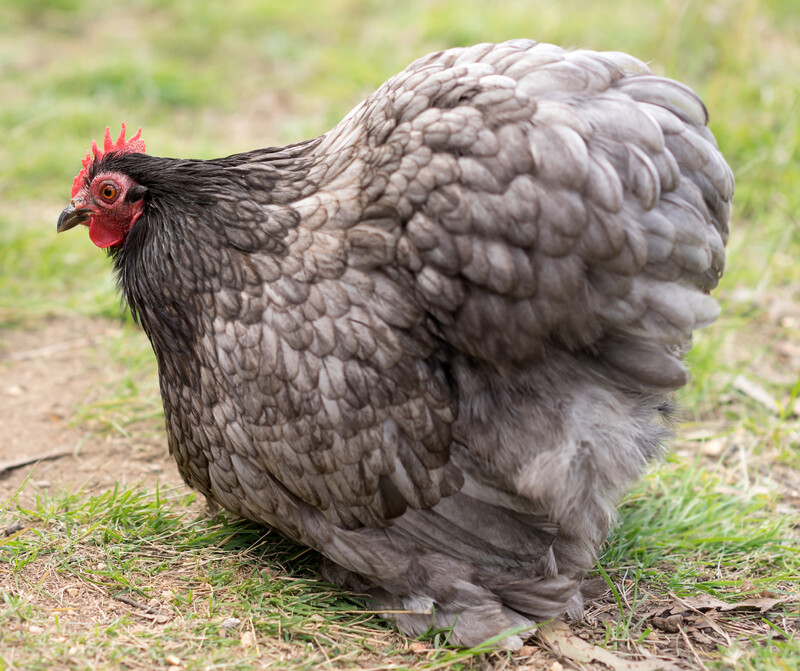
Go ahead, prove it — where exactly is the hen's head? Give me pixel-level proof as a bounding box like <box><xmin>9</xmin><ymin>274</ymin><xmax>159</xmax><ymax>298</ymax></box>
<box><xmin>57</xmin><ymin>124</ymin><xmax>148</xmax><ymax>248</ymax></box>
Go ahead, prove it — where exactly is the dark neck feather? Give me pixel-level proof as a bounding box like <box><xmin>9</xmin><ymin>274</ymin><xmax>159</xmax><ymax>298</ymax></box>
<box><xmin>103</xmin><ymin>140</ymin><xmax>317</xmax><ymax>374</ymax></box>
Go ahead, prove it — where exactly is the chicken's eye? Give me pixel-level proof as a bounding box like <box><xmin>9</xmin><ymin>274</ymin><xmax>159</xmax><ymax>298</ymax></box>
<box><xmin>99</xmin><ymin>183</ymin><xmax>118</xmax><ymax>202</ymax></box>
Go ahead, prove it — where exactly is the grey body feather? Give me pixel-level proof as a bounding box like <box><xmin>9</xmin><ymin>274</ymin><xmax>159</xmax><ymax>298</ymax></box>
<box><xmin>105</xmin><ymin>40</ymin><xmax>732</xmax><ymax>648</ymax></box>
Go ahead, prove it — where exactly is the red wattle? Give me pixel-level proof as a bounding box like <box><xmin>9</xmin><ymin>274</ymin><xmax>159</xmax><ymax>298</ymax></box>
<box><xmin>89</xmin><ymin>220</ymin><xmax>125</xmax><ymax>248</ymax></box>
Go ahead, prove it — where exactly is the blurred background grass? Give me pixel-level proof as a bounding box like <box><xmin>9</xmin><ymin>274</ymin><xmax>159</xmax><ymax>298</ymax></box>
<box><xmin>1</xmin><ymin>0</ymin><xmax>798</xmax><ymax>326</ymax></box>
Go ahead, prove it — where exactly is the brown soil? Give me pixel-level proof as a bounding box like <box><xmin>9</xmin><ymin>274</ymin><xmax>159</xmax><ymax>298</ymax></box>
<box><xmin>0</xmin><ymin>317</ymin><xmax>185</xmax><ymax>505</ymax></box>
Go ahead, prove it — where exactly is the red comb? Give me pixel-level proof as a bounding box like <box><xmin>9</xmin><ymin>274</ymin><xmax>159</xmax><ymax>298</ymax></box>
<box><xmin>71</xmin><ymin>123</ymin><xmax>146</xmax><ymax>198</ymax></box>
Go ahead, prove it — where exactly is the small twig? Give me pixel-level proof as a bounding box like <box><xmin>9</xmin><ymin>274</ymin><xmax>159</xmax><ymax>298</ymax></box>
<box><xmin>739</xmin><ymin>441</ymin><xmax>751</xmax><ymax>491</ymax></box>
<box><xmin>0</xmin><ymin>449</ymin><xmax>73</xmax><ymax>476</ymax></box>
<box><xmin>5</xmin><ymin>337</ymin><xmax>95</xmax><ymax>362</ymax></box>
<box><xmin>669</xmin><ymin>592</ymin><xmax>733</xmax><ymax>647</ymax></box>
<box><xmin>113</xmin><ymin>594</ymin><xmax>161</xmax><ymax>615</ymax></box>
<box><xmin>113</xmin><ymin>593</ymin><xmax>164</xmax><ymax>616</ymax></box>
<box><xmin>732</xmin><ymin>375</ymin><xmax>781</xmax><ymax>416</ymax></box>
<box><xmin>678</xmin><ymin>624</ymin><xmax>708</xmax><ymax>671</ymax></box>
<box><xmin>247</xmin><ymin>617</ymin><xmax>261</xmax><ymax>657</ymax></box>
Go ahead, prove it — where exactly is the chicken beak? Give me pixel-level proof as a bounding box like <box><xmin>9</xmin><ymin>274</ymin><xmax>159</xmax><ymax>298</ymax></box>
<box><xmin>57</xmin><ymin>203</ymin><xmax>91</xmax><ymax>233</ymax></box>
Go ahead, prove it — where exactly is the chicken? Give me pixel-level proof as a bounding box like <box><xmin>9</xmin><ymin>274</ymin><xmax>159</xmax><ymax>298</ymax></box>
<box><xmin>57</xmin><ymin>40</ymin><xmax>733</xmax><ymax>648</ymax></box>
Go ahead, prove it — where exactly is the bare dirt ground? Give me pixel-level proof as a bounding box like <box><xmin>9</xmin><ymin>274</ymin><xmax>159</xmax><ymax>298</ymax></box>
<box><xmin>0</xmin><ymin>317</ymin><xmax>184</xmax><ymax>505</ymax></box>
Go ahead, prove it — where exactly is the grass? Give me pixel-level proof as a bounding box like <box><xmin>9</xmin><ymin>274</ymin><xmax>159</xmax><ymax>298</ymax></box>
<box><xmin>0</xmin><ymin>486</ymin><xmax>388</xmax><ymax>670</ymax></box>
<box><xmin>1</xmin><ymin>462</ymin><xmax>796</xmax><ymax>669</ymax></box>
<box><xmin>0</xmin><ymin>485</ymin><xmax>533</xmax><ymax>669</ymax></box>
<box><xmin>1</xmin><ymin>0</ymin><xmax>799</xmax><ymax>668</ymax></box>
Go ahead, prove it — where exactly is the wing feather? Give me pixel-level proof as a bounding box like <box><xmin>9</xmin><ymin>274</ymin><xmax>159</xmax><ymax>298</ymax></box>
<box><xmin>196</xmin><ymin>40</ymin><xmax>732</xmax><ymax>528</ymax></box>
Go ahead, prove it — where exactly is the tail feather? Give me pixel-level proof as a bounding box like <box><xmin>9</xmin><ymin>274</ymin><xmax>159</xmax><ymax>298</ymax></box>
<box><xmin>321</xmin><ymin>483</ymin><xmax>583</xmax><ymax>647</ymax></box>
<box><xmin>317</xmin><ymin>356</ymin><xmax>670</xmax><ymax>648</ymax></box>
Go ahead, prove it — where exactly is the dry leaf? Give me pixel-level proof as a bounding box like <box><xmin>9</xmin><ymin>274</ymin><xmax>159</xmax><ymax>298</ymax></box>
<box><xmin>645</xmin><ymin>593</ymin><xmax>786</xmax><ymax>650</ymax></box>
<box><xmin>240</xmin><ymin>631</ymin><xmax>256</xmax><ymax>647</ymax></box>
<box><xmin>674</xmin><ymin>594</ymin><xmax>783</xmax><ymax>614</ymax></box>
<box><xmin>672</xmin><ymin>595</ymin><xmax>729</xmax><ymax>612</ymax></box>
<box><xmin>718</xmin><ymin>597</ymin><xmax>782</xmax><ymax>613</ymax></box>
<box><xmin>684</xmin><ymin>613</ymin><xmax>731</xmax><ymax>645</ymax></box>
<box><xmin>537</xmin><ymin>620</ymin><xmax>681</xmax><ymax>671</ymax></box>
<box><xmin>690</xmin><ymin>629</ymin><xmax>718</xmax><ymax>646</ymax></box>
